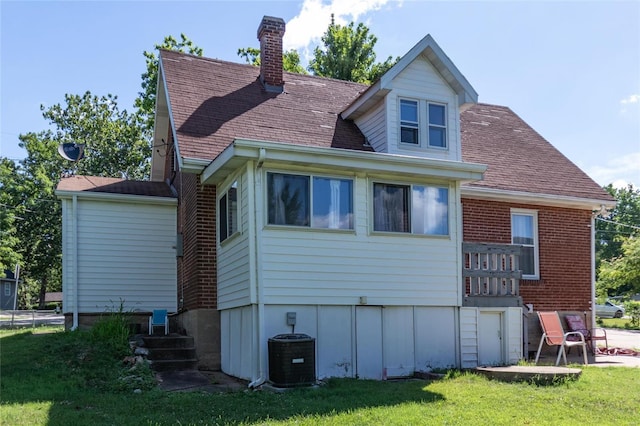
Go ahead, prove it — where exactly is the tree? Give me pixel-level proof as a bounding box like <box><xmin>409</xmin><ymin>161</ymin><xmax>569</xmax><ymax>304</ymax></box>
<box><xmin>0</xmin><ymin>34</ymin><xmax>203</xmax><ymax>307</ymax></box>
<box><xmin>308</xmin><ymin>15</ymin><xmax>398</xmax><ymax>84</ymax></box>
<box><xmin>596</xmin><ymin>184</ymin><xmax>640</xmax><ymax>265</ymax></box>
<box><xmin>237</xmin><ymin>47</ymin><xmax>307</xmax><ymax>74</ymax></box>
<box><xmin>597</xmin><ymin>237</ymin><xmax>640</xmax><ymax>297</ymax></box>
<box><xmin>0</xmin><ymin>158</ymin><xmax>21</xmax><ymax>275</ymax></box>
<box><xmin>135</xmin><ymin>34</ymin><xmax>203</xmax><ymax>134</ymax></box>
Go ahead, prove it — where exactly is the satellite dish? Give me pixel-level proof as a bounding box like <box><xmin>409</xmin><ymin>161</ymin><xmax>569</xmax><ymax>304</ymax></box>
<box><xmin>57</xmin><ymin>143</ymin><xmax>85</xmax><ymax>161</ymax></box>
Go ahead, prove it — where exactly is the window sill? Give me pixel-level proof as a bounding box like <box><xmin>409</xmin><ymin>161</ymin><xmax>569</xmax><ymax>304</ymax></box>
<box><xmin>263</xmin><ymin>224</ymin><xmax>356</xmax><ymax>234</ymax></box>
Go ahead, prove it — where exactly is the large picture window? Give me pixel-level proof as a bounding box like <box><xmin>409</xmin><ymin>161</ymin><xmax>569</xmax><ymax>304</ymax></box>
<box><xmin>373</xmin><ymin>182</ymin><xmax>449</xmax><ymax>235</ymax></box>
<box><xmin>219</xmin><ymin>180</ymin><xmax>238</xmax><ymax>242</ymax></box>
<box><xmin>267</xmin><ymin>172</ymin><xmax>353</xmax><ymax>229</ymax></box>
<box><xmin>511</xmin><ymin>210</ymin><xmax>539</xmax><ymax>279</ymax></box>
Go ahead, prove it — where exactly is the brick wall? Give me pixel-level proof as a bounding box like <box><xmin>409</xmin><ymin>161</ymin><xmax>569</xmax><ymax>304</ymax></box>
<box><xmin>174</xmin><ymin>171</ymin><xmax>218</xmax><ymax>311</ymax></box>
<box><xmin>462</xmin><ymin>198</ymin><xmax>594</xmax><ymax>312</ymax></box>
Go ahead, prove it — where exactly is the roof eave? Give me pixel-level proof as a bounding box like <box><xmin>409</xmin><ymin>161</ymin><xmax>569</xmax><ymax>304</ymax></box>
<box><xmin>201</xmin><ymin>138</ymin><xmax>486</xmax><ymax>186</ymax></box>
<box><xmin>461</xmin><ymin>186</ymin><xmax>616</xmax><ymax>211</ymax></box>
<box><xmin>55</xmin><ymin>189</ymin><xmax>177</xmax><ymax>205</ymax></box>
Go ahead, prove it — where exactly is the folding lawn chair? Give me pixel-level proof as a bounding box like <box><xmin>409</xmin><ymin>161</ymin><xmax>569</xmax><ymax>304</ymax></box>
<box><xmin>148</xmin><ymin>309</ymin><xmax>169</xmax><ymax>335</ymax></box>
<box><xmin>534</xmin><ymin>311</ymin><xmax>588</xmax><ymax>366</ymax></box>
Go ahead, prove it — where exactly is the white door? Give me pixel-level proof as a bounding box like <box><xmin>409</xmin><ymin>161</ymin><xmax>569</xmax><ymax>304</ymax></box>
<box><xmin>478</xmin><ymin>312</ymin><xmax>503</xmax><ymax>366</ymax></box>
<box><xmin>356</xmin><ymin>306</ymin><xmax>383</xmax><ymax>379</ymax></box>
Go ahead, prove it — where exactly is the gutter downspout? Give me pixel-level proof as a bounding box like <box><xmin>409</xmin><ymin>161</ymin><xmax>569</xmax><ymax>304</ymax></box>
<box><xmin>72</xmin><ymin>195</ymin><xmax>79</xmax><ymax>330</ymax></box>
<box><xmin>249</xmin><ymin>155</ymin><xmax>267</xmax><ymax>389</ymax></box>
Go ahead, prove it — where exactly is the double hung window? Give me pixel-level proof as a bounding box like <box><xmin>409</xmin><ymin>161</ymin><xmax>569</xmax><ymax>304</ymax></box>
<box><xmin>219</xmin><ymin>180</ymin><xmax>238</xmax><ymax>242</ymax></box>
<box><xmin>373</xmin><ymin>182</ymin><xmax>449</xmax><ymax>235</ymax></box>
<box><xmin>399</xmin><ymin>98</ymin><xmax>447</xmax><ymax>149</ymax></box>
<box><xmin>267</xmin><ymin>172</ymin><xmax>353</xmax><ymax>230</ymax></box>
<box><xmin>511</xmin><ymin>210</ymin><xmax>539</xmax><ymax>279</ymax></box>
<box><xmin>400</xmin><ymin>99</ymin><xmax>419</xmax><ymax>144</ymax></box>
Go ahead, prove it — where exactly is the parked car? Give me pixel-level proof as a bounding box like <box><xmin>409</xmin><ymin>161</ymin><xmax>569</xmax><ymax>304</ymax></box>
<box><xmin>595</xmin><ymin>300</ymin><xmax>625</xmax><ymax>318</ymax></box>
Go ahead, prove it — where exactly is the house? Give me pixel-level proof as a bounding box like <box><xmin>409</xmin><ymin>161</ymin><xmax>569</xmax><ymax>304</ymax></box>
<box><xmin>56</xmin><ymin>16</ymin><xmax>614</xmax><ymax>381</ymax></box>
<box><xmin>1</xmin><ymin>269</ymin><xmax>19</xmax><ymax>310</ymax></box>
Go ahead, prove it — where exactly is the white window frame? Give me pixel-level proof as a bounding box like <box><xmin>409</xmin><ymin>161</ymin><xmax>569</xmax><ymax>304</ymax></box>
<box><xmin>266</xmin><ymin>171</ymin><xmax>354</xmax><ymax>230</ymax></box>
<box><xmin>372</xmin><ymin>181</ymin><xmax>450</xmax><ymax>236</ymax></box>
<box><xmin>399</xmin><ymin>98</ymin><xmax>420</xmax><ymax>145</ymax></box>
<box><xmin>427</xmin><ymin>102</ymin><xmax>447</xmax><ymax>149</ymax></box>
<box><xmin>4</xmin><ymin>283</ymin><xmax>11</xmax><ymax>297</ymax></box>
<box><xmin>398</xmin><ymin>98</ymin><xmax>448</xmax><ymax>150</ymax></box>
<box><xmin>511</xmin><ymin>209</ymin><xmax>539</xmax><ymax>280</ymax></box>
<box><xmin>219</xmin><ymin>179</ymin><xmax>239</xmax><ymax>243</ymax></box>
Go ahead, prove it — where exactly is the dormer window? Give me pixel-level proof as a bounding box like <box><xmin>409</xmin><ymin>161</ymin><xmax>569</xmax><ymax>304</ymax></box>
<box><xmin>428</xmin><ymin>103</ymin><xmax>446</xmax><ymax>148</ymax></box>
<box><xmin>399</xmin><ymin>98</ymin><xmax>448</xmax><ymax>149</ymax></box>
<box><xmin>400</xmin><ymin>99</ymin><xmax>419</xmax><ymax>144</ymax></box>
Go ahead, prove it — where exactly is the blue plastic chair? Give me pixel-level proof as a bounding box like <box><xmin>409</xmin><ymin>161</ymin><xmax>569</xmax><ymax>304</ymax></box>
<box><xmin>148</xmin><ymin>309</ymin><xmax>168</xmax><ymax>335</ymax></box>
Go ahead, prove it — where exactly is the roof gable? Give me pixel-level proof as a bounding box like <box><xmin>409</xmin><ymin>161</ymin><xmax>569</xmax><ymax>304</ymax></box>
<box><xmin>342</xmin><ymin>34</ymin><xmax>477</xmax><ymax>120</ymax></box>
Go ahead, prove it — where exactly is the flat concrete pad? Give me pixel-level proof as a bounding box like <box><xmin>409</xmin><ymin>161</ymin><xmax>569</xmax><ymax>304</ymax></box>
<box><xmin>155</xmin><ymin>370</ymin><xmax>247</xmax><ymax>392</ymax></box>
<box><xmin>476</xmin><ymin>366</ymin><xmax>582</xmax><ymax>384</ymax></box>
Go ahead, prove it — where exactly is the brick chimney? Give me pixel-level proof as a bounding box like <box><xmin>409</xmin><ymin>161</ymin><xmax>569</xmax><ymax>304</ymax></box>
<box><xmin>257</xmin><ymin>16</ymin><xmax>285</xmax><ymax>92</ymax></box>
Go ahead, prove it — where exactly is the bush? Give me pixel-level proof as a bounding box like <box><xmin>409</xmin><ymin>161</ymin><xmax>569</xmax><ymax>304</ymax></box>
<box><xmin>624</xmin><ymin>301</ymin><xmax>640</xmax><ymax>327</ymax></box>
<box><xmin>90</xmin><ymin>300</ymin><xmax>132</xmax><ymax>357</ymax></box>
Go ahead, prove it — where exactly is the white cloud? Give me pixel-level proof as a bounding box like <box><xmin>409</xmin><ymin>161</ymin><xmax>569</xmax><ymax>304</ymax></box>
<box><xmin>588</xmin><ymin>152</ymin><xmax>640</xmax><ymax>189</ymax></box>
<box><xmin>284</xmin><ymin>0</ymin><xmax>400</xmax><ymax>54</ymax></box>
<box><xmin>620</xmin><ymin>94</ymin><xmax>640</xmax><ymax>105</ymax></box>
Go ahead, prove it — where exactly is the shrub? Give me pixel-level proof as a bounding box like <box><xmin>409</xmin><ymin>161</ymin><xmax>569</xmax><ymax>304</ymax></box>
<box><xmin>90</xmin><ymin>300</ymin><xmax>132</xmax><ymax>357</ymax></box>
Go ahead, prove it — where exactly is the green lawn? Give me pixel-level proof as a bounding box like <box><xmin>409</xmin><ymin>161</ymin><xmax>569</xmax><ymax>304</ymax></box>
<box><xmin>2</xmin><ymin>326</ymin><xmax>639</xmax><ymax>425</ymax></box>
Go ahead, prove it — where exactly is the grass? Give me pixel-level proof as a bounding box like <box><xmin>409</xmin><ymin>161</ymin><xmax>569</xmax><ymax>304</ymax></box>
<box><xmin>597</xmin><ymin>317</ymin><xmax>640</xmax><ymax>331</ymax></box>
<box><xmin>2</xmin><ymin>327</ymin><xmax>640</xmax><ymax>425</ymax></box>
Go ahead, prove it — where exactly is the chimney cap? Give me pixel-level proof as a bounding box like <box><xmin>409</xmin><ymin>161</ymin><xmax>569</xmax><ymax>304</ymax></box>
<box><xmin>257</xmin><ymin>16</ymin><xmax>286</xmax><ymax>39</ymax></box>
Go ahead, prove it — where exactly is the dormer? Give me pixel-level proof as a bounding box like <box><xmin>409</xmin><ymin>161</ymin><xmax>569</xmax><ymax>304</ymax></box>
<box><xmin>342</xmin><ymin>35</ymin><xmax>477</xmax><ymax>162</ymax></box>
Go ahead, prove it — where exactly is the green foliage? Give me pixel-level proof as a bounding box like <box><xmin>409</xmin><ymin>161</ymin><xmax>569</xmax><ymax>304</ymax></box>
<box><xmin>237</xmin><ymin>46</ymin><xmax>308</xmax><ymax>74</ymax></box>
<box><xmin>90</xmin><ymin>300</ymin><xmax>132</xmax><ymax>356</ymax></box>
<box><xmin>596</xmin><ymin>184</ymin><xmax>640</xmax><ymax>265</ymax></box>
<box><xmin>308</xmin><ymin>14</ymin><xmax>399</xmax><ymax>84</ymax></box>
<box><xmin>0</xmin><ymin>159</ymin><xmax>22</xmax><ymax>273</ymax></box>
<box><xmin>597</xmin><ymin>237</ymin><xmax>640</xmax><ymax>297</ymax></box>
<box><xmin>135</xmin><ymin>33</ymin><xmax>203</xmax><ymax>133</ymax></box>
<box><xmin>624</xmin><ymin>301</ymin><xmax>640</xmax><ymax>327</ymax></box>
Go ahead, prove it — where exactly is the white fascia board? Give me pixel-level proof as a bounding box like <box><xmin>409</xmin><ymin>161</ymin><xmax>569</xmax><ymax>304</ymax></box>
<box><xmin>181</xmin><ymin>157</ymin><xmax>211</xmax><ymax>174</ymax></box>
<box><xmin>461</xmin><ymin>186</ymin><xmax>617</xmax><ymax>210</ymax></box>
<box><xmin>343</xmin><ymin>34</ymin><xmax>477</xmax><ymax>120</ymax></box>
<box><xmin>151</xmin><ymin>61</ymin><xmax>171</xmax><ymax>181</ymax></box>
<box><xmin>55</xmin><ymin>190</ymin><xmax>177</xmax><ymax>206</ymax></box>
<box><xmin>201</xmin><ymin>138</ymin><xmax>486</xmax><ymax>185</ymax></box>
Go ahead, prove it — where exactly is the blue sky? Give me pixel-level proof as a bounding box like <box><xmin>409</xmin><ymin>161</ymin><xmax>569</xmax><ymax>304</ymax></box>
<box><xmin>1</xmin><ymin>0</ymin><xmax>638</xmax><ymax>188</ymax></box>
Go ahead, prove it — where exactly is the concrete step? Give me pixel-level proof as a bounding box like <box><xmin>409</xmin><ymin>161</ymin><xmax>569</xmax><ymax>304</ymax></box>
<box><xmin>150</xmin><ymin>358</ymin><xmax>198</xmax><ymax>372</ymax></box>
<box><xmin>142</xmin><ymin>334</ymin><xmax>195</xmax><ymax>349</ymax></box>
<box><xmin>147</xmin><ymin>347</ymin><xmax>197</xmax><ymax>361</ymax></box>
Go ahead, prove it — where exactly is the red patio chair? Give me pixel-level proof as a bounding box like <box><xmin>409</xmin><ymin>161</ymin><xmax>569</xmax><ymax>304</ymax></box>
<box><xmin>534</xmin><ymin>311</ymin><xmax>588</xmax><ymax>366</ymax></box>
<box><xmin>564</xmin><ymin>314</ymin><xmax>608</xmax><ymax>354</ymax></box>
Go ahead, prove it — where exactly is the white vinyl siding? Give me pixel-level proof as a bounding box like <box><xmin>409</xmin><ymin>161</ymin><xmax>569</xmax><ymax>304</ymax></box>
<box><xmin>260</xmin><ymin>175</ymin><xmax>459</xmax><ymax>306</ymax></box>
<box><xmin>218</xmin><ymin>169</ymin><xmax>251</xmax><ymax>309</ymax></box>
<box><xmin>67</xmin><ymin>199</ymin><xmax>177</xmax><ymax>313</ymax></box>
<box><xmin>354</xmin><ymin>100</ymin><xmax>386</xmax><ymax>152</ymax></box>
<box><xmin>384</xmin><ymin>57</ymin><xmax>460</xmax><ymax>161</ymax></box>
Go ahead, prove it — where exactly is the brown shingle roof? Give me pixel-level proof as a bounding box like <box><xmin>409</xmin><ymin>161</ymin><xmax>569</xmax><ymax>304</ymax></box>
<box><xmin>56</xmin><ymin>175</ymin><xmax>175</xmax><ymax>198</ymax></box>
<box><xmin>461</xmin><ymin>104</ymin><xmax>613</xmax><ymax>201</ymax></box>
<box><xmin>161</xmin><ymin>49</ymin><xmax>371</xmax><ymax>161</ymax></box>
<box><xmin>161</xmin><ymin>50</ymin><xmax>612</xmax><ymax>203</ymax></box>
